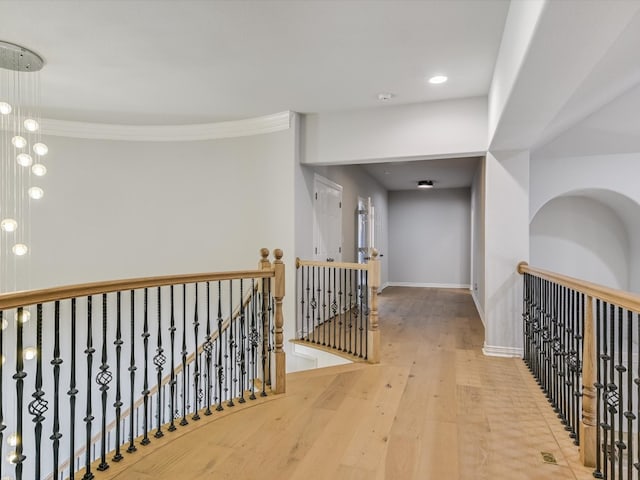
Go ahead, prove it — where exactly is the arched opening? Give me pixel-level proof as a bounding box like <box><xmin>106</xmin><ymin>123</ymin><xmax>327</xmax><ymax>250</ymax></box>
<box><xmin>530</xmin><ymin>189</ymin><xmax>640</xmax><ymax>292</ymax></box>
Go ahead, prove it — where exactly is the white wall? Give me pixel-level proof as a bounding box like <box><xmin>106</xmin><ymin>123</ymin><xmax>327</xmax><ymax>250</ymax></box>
<box><xmin>302</xmin><ymin>97</ymin><xmax>487</xmax><ymax>165</ymax></box>
<box><xmin>530</xmin><ymin>195</ymin><xmax>629</xmax><ymax>290</ymax></box>
<box><xmin>295</xmin><ymin>163</ymin><xmax>389</xmax><ymax>287</ymax></box>
<box><xmin>27</xmin><ymin>125</ymin><xmax>301</xmax><ymax>372</ymax></box>
<box><xmin>483</xmin><ymin>150</ymin><xmax>529</xmax><ymax>357</ymax></box>
<box><xmin>388</xmin><ymin>188</ymin><xmax>470</xmax><ymax>288</ymax></box>
<box><xmin>31</xmin><ymin>131</ymin><xmax>295</xmax><ymax>287</ymax></box>
<box><xmin>470</xmin><ymin>159</ymin><xmax>486</xmax><ymax>322</ymax></box>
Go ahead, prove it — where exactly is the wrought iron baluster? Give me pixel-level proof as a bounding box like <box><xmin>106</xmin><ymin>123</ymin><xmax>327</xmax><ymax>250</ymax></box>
<box><xmin>180</xmin><ymin>284</ymin><xmax>189</xmax><ymax>426</ymax></box>
<box><xmin>228</xmin><ymin>280</ymin><xmax>235</xmax><ymax>407</ymax></box>
<box><xmin>154</xmin><ymin>287</ymin><xmax>165</xmax><ymax>437</ymax></box>
<box><xmin>614</xmin><ymin>306</ymin><xmax>624</xmax><ymax>476</ymax></box>
<box><xmin>602</xmin><ymin>301</ymin><xmax>611</xmax><ymax>477</ymax></box>
<box><xmin>332</xmin><ymin>268</ymin><xmax>337</xmax><ymax>348</ymax></box>
<box><xmin>249</xmin><ymin>279</ymin><xmax>258</xmax><ymax>401</ymax></box>
<box><xmin>204</xmin><ymin>282</ymin><xmax>213</xmax><ymax>415</ymax></box>
<box><xmin>260</xmin><ymin>284</ymin><xmax>267</xmax><ymax>398</ymax></box>
<box><xmin>594</xmin><ymin>299</ymin><xmax>603</xmax><ymax>478</ymax></box>
<box><xmin>83</xmin><ymin>297</ymin><xmax>95</xmax><ymax>480</ymax></box>
<box><xmin>141</xmin><ymin>288</ymin><xmax>151</xmax><ymax>445</ymax></box>
<box><xmin>50</xmin><ymin>301</ymin><xmax>62</xmax><ymax>480</ymax></box>
<box><xmin>322</xmin><ymin>266</ymin><xmax>327</xmax><ymax>346</ymax></box>
<box><xmin>338</xmin><ymin>268</ymin><xmax>344</xmax><ymax>351</ymax></box>
<box><xmin>315</xmin><ymin>266</ymin><xmax>321</xmax><ymax>344</ymax></box>
<box><xmin>299</xmin><ymin>266</ymin><xmax>305</xmax><ymax>340</ymax></box>
<box><xmin>216</xmin><ymin>282</ymin><xmax>224</xmax><ymax>411</ymax></box>
<box><xmin>609</xmin><ymin>303</ymin><xmax>616</xmax><ymax>479</ymax></box>
<box><xmin>364</xmin><ymin>269</ymin><xmax>369</xmax><ymax>360</ymax></box>
<box><xmin>68</xmin><ymin>299</ymin><xmax>78</xmax><ymax>477</ymax></box>
<box><xmin>625</xmin><ymin>310</ymin><xmax>634</xmax><ymax>478</ymax></box>
<box><xmin>14</xmin><ymin>307</ymin><xmax>27</xmax><ymax>480</ymax></box>
<box><xmin>29</xmin><ymin>304</ymin><xmax>47</xmax><ymax>479</ymax></box>
<box><xmin>238</xmin><ymin>279</ymin><xmax>246</xmax><ymax>404</ymax></box>
<box><xmin>168</xmin><ymin>286</ymin><xmax>177</xmax><ymax>432</ymax></box>
<box><xmin>192</xmin><ymin>283</ymin><xmax>201</xmax><ymax>420</ymax></box>
<box><xmin>113</xmin><ymin>292</ymin><xmax>124</xmax><ymax>461</ymax></box>
<box><xmin>127</xmin><ymin>291</ymin><xmax>137</xmax><ymax>453</ymax></box>
<box><xmin>96</xmin><ymin>295</ymin><xmax>112</xmax><ymax>471</ymax></box>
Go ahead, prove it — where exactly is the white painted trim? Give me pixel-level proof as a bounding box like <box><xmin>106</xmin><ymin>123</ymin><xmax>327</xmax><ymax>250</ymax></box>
<box><xmin>482</xmin><ymin>344</ymin><xmax>523</xmax><ymax>358</ymax></box>
<box><xmin>39</xmin><ymin>111</ymin><xmax>291</xmax><ymax>141</ymax></box>
<box><xmin>471</xmin><ymin>290</ymin><xmax>485</xmax><ymax>327</ymax></box>
<box><xmin>387</xmin><ymin>282</ymin><xmax>471</xmax><ymax>289</ymax></box>
<box><xmin>378</xmin><ymin>282</ymin><xmax>391</xmax><ymax>293</ymax></box>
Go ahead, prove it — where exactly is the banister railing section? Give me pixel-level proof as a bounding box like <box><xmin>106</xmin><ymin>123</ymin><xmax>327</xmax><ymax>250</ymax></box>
<box><xmin>295</xmin><ymin>250</ymin><xmax>380</xmax><ymax>364</ymax></box>
<box><xmin>0</xmin><ymin>248</ymin><xmax>286</xmax><ymax>480</ymax></box>
<box><xmin>518</xmin><ymin>262</ymin><xmax>640</xmax><ymax>479</ymax></box>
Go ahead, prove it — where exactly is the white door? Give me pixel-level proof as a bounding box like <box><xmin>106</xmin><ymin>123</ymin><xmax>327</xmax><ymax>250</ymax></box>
<box><xmin>313</xmin><ymin>175</ymin><xmax>342</xmax><ymax>262</ymax></box>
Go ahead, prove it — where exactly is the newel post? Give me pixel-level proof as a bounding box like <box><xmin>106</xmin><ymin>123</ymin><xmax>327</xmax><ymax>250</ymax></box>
<box><xmin>273</xmin><ymin>249</ymin><xmax>286</xmax><ymax>393</ymax></box>
<box><xmin>367</xmin><ymin>249</ymin><xmax>381</xmax><ymax>363</ymax></box>
<box><xmin>580</xmin><ymin>294</ymin><xmax>597</xmax><ymax>467</ymax></box>
<box><xmin>259</xmin><ymin>248</ymin><xmax>272</xmax><ymax>388</ymax></box>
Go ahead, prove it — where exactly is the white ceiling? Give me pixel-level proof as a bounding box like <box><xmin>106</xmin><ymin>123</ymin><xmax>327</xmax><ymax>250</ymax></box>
<box><xmin>1</xmin><ymin>0</ymin><xmax>510</xmax><ymax>124</ymax></box>
<box><xmin>362</xmin><ymin>157</ymin><xmax>480</xmax><ymax>191</ymax></box>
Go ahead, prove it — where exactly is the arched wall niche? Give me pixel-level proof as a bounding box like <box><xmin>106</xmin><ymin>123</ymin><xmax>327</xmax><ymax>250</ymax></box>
<box><xmin>530</xmin><ymin>188</ymin><xmax>640</xmax><ymax>293</ymax></box>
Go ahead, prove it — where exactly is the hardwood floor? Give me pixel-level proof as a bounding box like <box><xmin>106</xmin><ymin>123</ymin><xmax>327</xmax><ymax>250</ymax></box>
<box><xmin>95</xmin><ymin>287</ymin><xmax>596</xmax><ymax>479</ymax></box>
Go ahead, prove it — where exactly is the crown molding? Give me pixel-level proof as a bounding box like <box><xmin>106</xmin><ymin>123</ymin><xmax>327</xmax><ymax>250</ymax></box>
<box><xmin>40</xmin><ymin>111</ymin><xmax>292</xmax><ymax>141</ymax></box>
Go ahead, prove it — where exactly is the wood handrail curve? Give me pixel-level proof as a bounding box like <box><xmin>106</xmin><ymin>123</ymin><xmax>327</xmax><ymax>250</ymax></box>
<box><xmin>0</xmin><ymin>268</ymin><xmax>274</xmax><ymax>310</ymax></box>
<box><xmin>517</xmin><ymin>261</ymin><xmax>640</xmax><ymax>313</ymax></box>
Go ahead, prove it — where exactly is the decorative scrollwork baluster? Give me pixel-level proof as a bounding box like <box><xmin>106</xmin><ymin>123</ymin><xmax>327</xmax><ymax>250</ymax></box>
<box><xmin>204</xmin><ymin>282</ymin><xmax>213</xmax><ymax>415</ymax></box>
<box><xmin>29</xmin><ymin>304</ymin><xmax>48</xmax><ymax>479</ymax></box>
<box><xmin>154</xmin><ymin>287</ymin><xmax>166</xmax><ymax>437</ymax></box>
<box><xmin>97</xmin><ymin>294</ymin><xmax>112</xmax><ymax>470</ymax></box>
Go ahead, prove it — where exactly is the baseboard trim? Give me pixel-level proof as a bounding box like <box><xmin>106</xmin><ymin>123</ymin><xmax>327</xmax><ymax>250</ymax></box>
<box><xmin>471</xmin><ymin>291</ymin><xmax>485</xmax><ymax>327</ymax></box>
<box><xmin>387</xmin><ymin>282</ymin><xmax>471</xmax><ymax>289</ymax></box>
<box><xmin>482</xmin><ymin>344</ymin><xmax>523</xmax><ymax>358</ymax></box>
<box><xmin>378</xmin><ymin>282</ymin><xmax>390</xmax><ymax>293</ymax></box>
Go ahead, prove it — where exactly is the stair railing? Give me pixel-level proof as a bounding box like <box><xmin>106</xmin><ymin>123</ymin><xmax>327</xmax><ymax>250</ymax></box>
<box><xmin>0</xmin><ymin>247</ymin><xmax>285</xmax><ymax>480</ymax></box>
<box><xmin>295</xmin><ymin>249</ymin><xmax>380</xmax><ymax>363</ymax></box>
<box><xmin>518</xmin><ymin>262</ymin><xmax>640</xmax><ymax>479</ymax></box>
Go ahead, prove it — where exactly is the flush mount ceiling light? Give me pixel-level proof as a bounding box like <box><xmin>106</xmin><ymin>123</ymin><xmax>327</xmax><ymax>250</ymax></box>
<box><xmin>377</xmin><ymin>92</ymin><xmax>395</xmax><ymax>101</ymax></box>
<box><xmin>417</xmin><ymin>180</ymin><xmax>434</xmax><ymax>189</ymax></box>
<box><xmin>428</xmin><ymin>75</ymin><xmax>448</xmax><ymax>85</ymax></box>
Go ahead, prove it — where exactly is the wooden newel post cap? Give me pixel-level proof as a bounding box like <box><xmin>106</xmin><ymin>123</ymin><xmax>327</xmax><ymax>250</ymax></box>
<box><xmin>371</xmin><ymin>248</ymin><xmax>379</xmax><ymax>259</ymax></box>
<box><xmin>274</xmin><ymin>249</ymin><xmax>283</xmax><ymax>262</ymax></box>
<box><xmin>260</xmin><ymin>248</ymin><xmax>270</xmax><ymax>261</ymax></box>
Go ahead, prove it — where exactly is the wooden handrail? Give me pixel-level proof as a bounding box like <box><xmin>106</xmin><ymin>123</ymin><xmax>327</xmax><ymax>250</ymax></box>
<box><xmin>517</xmin><ymin>261</ymin><xmax>640</xmax><ymax>313</ymax></box>
<box><xmin>0</xmin><ymin>269</ymin><xmax>274</xmax><ymax>310</ymax></box>
<box><xmin>295</xmin><ymin>257</ymin><xmax>369</xmax><ymax>270</ymax></box>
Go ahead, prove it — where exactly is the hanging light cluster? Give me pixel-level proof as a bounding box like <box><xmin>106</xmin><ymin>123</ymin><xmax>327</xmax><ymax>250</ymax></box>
<box><xmin>0</xmin><ymin>41</ymin><xmax>48</xmax><ymax>292</ymax></box>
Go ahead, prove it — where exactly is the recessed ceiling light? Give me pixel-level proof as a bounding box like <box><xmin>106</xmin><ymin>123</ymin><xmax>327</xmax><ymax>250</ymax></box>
<box><xmin>428</xmin><ymin>75</ymin><xmax>448</xmax><ymax>85</ymax></box>
<box><xmin>377</xmin><ymin>92</ymin><xmax>395</xmax><ymax>101</ymax></box>
<box><xmin>417</xmin><ymin>180</ymin><xmax>434</xmax><ymax>189</ymax></box>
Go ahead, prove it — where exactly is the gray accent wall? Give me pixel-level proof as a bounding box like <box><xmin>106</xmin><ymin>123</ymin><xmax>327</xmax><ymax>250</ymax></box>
<box><xmin>389</xmin><ymin>188</ymin><xmax>471</xmax><ymax>287</ymax></box>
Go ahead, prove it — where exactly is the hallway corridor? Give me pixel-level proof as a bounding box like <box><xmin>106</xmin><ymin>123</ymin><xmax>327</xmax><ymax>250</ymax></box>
<box><xmin>98</xmin><ymin>287</ymin><xmax>595</xmax><ymax>479</ymax></box>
